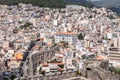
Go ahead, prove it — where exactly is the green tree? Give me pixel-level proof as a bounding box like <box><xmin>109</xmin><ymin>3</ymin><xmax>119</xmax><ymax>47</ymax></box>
<box><xmin>41</xmin><ymin>70</ymin><xmax>45</xmax><ymax>76</ymax></box>
<box><xmin>109</xmin><ymin>66</ymin><xmax>120</xmax><ymax>75</ymax></box>
<box><xmin>0</xmin><ymin>0</ymin><xmax>93</xmax><ymax>8</ymax></box>
<box><xmin>10</xmin><ymin>74</ymin><xmax>16</xmax><ymax>80</ymax></box>
<box><xmin>13</xmin><ymin>28</ymin><xmax>18</xmax><ymax>33</ymax></box>
<box><xmin>39</xmin><ymin>67</ymin><xmax>42</xmax><ymax>74</ymax></box>
<box><xmin>27</xmin><ymin>69</ymin><xmax>30</xmax><ymax>74</ymax></box>
<box><xmin>111</xmin><ymin>43</ymin><xmax>114</xmax><ymax>47</ymax></box>
<box><xmin>20</xmin><ymin>22</ymin><xmax>33</xmax><ymax>29</ymax></box>
<box><xmin>107</xmin><ymin>15</ymin><xmax>115</xmax><ymax>19</ymax></box>
<box><xmin>58</xmin><ymin>64</ymin><xmax>64</xmax><ymax>68</ymax></box>
<box><xmin>78</xmin><ymin>33</ymin><xmax>84</xmax><ymax>40</ymax></box>
<box><xmin>24</xmin><ymin>22</ymin><xmax>32</xmax><ymax>28</ymax></box>
<box><xmin>3</xmin><ymin>77</ymin><xmax>8</xmax><ymax>80</ymax></box>
<box><xmin>77</xmin><ymin>70</ymin><xmax>81</xmax><ymax>75</ymax></box>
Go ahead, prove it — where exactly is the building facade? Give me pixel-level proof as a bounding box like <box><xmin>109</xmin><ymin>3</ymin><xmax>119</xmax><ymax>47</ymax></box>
<box><xmin>108</xmin><ymin>47</ymin><xmax>120</xmax><ymax>67</ymax></box>
<box><xmin>55</xmin><ymin>32</ymin><xmax>78</xmax><ymax>44</ymax></box>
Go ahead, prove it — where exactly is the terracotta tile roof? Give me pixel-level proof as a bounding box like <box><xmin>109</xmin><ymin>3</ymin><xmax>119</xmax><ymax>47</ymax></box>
<box><xmin>79</xmin><ymin>28</ymin><xmax>85</xmax><ymax>31</ymax></box>
<box><xmin>73</xmin><ymin>58</ymin><xmax>80</xmax><ymax>61</ymax></box>
<box><xmin>51</xmin><ymin>62</ymin><xmax>64</xmax><ymax>65</ymax></box>
<box><xmin>49</xmin><ymin>59</ymin><xmax>64</xmax><ymax>65</ymax></box>
<box><xmin>56</xmin><ymin>56</ymin><xmax>63</xmax><ymax>58</ymax></box>
<box><xmin>42</xmin><ymin>63</ymin><xmax>48</xmax><ymax>67</ymax></box>
<box><xmin>34</xmin><ymin>45</ymin><xmax>40</xmax><ymax>48</ymax></box>
<box><xmin>10</xmin><ymin>57</ymin><xmax>16</xmax><ymax>60</ymax></box>
<box><xmin>58</xmin><ymin>68</ymin><xmax>64</xmax><ymax>71</ymax></box>
<box><xmin>56</xmin><ymin>32</ymin><xmax>77</xmax><ymax>35</ymax></box>
<box><xmin>96</xmin><ymin>55</ymin><xmax>103</xmax><ymax>61</ymax></box>
<box><xmin>15</xmin><ymin>40</ymin><xmax>21</xmax><ymax>43</ymax></box>
<box><xmin>86</xmin><ymin>47</ymin><xmax>93</xmax><ymax>51</ymax></box>
<box><xmin>56</xmin><ymin>51</ymin><xmax>65</xmax><ymax>54</ymax></box>
<box><xmin>47</xmin><ymin>43</ymin><xmax>52</xmax><ymax>46</ymax></box>
<box><xmin>66</xmin><ymin>48</ymin><xmax>70</xmax><ymax>50</ymax></box>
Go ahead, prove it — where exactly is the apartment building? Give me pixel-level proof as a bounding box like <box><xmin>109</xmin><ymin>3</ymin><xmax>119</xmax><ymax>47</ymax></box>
<box><xmin>55</xmin><ymin>32</ymin><xmax>78</xmax><ymax>44</ymax></box>
<box><xmin>108</xmin><ymin>47</ymin><xmax>120</xmax><ymax>67</ymax></box>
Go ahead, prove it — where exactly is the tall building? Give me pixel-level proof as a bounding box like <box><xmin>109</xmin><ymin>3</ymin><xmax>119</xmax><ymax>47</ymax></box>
<box><xmin>55</xmin><ymin>32</ymin><xmax>78</xmax><ymax>44</ymax></box>
<box><xmin>108</xmin><ymin>47</ymin><xmax>120</xmax><ymax>67</ymax></box>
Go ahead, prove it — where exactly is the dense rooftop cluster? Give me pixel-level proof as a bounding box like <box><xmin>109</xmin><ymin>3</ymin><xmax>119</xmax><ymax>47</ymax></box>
<box><xmin>0</xmin><ymin>3</ymin><xmax>120</xmax><ymax>80</ymax></box>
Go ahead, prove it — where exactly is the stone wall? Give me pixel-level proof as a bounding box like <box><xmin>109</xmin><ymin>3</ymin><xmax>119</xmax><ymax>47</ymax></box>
<box><xmin>24</xmin><ymin>46</ymin><xmax>59</xmax><ymax>76</ymax></box>
<box><xmin>16</xmin><ymin>71</ymin><xmax>81</xmax><ymax>80</ymax></box>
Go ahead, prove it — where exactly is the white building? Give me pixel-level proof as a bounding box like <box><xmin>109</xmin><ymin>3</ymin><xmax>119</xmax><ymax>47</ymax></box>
<box><xmin>108</xmin><ymin>47</ymin><xmax>120</xmax><ymax>67</ymax></box>
<box><xmin>55</xmin><ymin>32</ymin><xmax>78</xmax><ymax>44</ymax></box>
<box><xmin>107</xmin><ymin>32</ymin><xmax>112</xmax><ymax>39</ymax></box>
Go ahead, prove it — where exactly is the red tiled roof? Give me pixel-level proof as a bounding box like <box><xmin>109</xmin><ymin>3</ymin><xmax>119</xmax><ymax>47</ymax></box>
<box><xmin>58</xmin><ymin>68</ymin><xmax>64</xmax><ymax>71</ymax></box>
<box><xmin>42</xmin><ymin>63</ymin><xmax>48</xmax><ymax>67</ymax></box>
<box><xmin>56</xmin><ymin>32</ymin><xmax>77</xmax><ymax>35</ymax></box>
<box><xmin>96</xmin><ymin>55</ymin><xmax>103</xmax><ymax>61</ymax></box>
<box><xmin>56</xmin><ymin>51</ymin><xmax>65</xmax><ymax>54</ymax></box>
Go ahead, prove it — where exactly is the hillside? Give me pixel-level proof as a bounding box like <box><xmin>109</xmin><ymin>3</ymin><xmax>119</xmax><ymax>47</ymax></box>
<box><xmin>0</xmin><ymin>0</ymin><xmax>66</xmax><ymax>8</ymax></box>
<box><xmin>64</xmin><ymin>0</ymin><xmax>93</xmax><ymax>6</ymax></box>
<box><xmin>64</xmin><ymin>0</ymin><xmax>120</xmax><ymax>14</ymax></box>
<box><xmin>0</xmin><ymin>0</ymin><xmax>93</xmax><ymax>8</ymax></box>
<box><xmin>64</xmin><ymin>0</ymin><xmax>93</xmax><ymax>8</ymax></box>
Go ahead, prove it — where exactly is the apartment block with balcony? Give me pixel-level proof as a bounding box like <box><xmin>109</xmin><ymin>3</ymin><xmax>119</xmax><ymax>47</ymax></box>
<box><xmin>108</xmin><ymin>47</ymin><xmax>120</xmax><ymax>67</ymax></box>
<box><xmin>55</xmin><ymin>32</ymin><xmax>78</xmax><ymax>44</ymax></box>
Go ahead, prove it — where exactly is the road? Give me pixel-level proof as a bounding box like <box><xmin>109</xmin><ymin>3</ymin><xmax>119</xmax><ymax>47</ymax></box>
<box><xmin>19</xmin><ymin>40</ymin><xmax>36</xmax><ymax>76</ymax></box>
